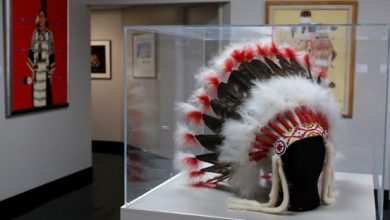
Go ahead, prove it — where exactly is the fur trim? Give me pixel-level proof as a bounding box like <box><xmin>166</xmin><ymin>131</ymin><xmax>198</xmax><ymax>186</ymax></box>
<box><xmin>240</xmin><ymin>76</ymin><xmax>339</xmax><ymax>140</ymax></box>
<box><xmin>228</xmin><ymin>162</ymin><xmax>261</xmax><ymax>199</ymax></box>
<box><xmin>218</xmin><ymin>118</ymin><xmax>258</xmax><ymax>164</ymax></box>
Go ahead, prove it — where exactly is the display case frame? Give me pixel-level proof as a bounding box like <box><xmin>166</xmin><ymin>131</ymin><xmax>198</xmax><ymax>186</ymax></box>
<box><xmin>123</xmin><ymin>24</ymin><xmax>389</xmax><ymax>220</ymax></box>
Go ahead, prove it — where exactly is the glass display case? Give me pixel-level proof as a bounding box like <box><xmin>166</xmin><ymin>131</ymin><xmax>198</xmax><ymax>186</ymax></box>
<box><xmin>122</xmin><ymin>24</ymin><xmax>389</xmax><ymax>220</ymax></box>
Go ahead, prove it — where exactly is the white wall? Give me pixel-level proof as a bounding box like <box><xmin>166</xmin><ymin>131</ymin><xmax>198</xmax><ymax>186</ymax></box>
<box><xmin>0</xmin><ymin>0</ymin><xmax>91</xmax><ymax>200</ymax></box>
<box><xmin>91</xmin><ymin>9</ymin><xmax>124</xmax><ymax>142</ymax></box>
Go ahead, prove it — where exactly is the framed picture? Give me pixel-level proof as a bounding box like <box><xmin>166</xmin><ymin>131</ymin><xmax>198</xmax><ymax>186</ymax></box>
<box><xmin>4</xmin><ymin>0</ymin><xmax>69</xmax><ymax>116</ymax></box>
<box><xmin>133</xmin><ymin>33</ymin><xmax>156</xmax><ymax>79</ymax></box>
<box><xmin>266</xmin><ymin>0</ymin><xmax>358</xmax><ymax>118</ymax></box>
<box><xmin>91</xmin><ymin>40</ymin><xmax>111</xmax><ymax>79</ymax></box>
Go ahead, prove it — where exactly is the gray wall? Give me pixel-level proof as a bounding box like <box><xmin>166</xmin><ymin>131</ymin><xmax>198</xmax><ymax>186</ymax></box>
<box><xmin>0</xmin><ymin>0</ymin><xmax>91</xmax><ymax>200</ymax></box>
<box><xmin>91</xmin><ymin>9</ymin><xmax>124</xmax><ymax>142</ymax></box>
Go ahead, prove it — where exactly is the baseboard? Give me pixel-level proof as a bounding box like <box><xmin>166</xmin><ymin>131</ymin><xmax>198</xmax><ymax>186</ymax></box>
<box><xmin>0</xmin><ymin>167</ymin><xmax>92</xmax><ymax>219</ymax></box>
<box><xmin>92</xmin><ymin>140</ymin><xmax>124</xmax><ymax>155</ymax></box>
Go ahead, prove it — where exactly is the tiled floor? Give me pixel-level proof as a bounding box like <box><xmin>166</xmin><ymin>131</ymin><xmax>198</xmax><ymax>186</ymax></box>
<box><xmin>9</xmin><ymin>150</ymin><xmax>390</xmax><ymax>220</ymax></box>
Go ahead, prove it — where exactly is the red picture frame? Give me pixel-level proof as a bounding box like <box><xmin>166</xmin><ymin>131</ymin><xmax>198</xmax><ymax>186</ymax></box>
<box><xmin>5</xmin><ymin>0</ymin><xmax>68</xmax><ymax>116</ymax></box>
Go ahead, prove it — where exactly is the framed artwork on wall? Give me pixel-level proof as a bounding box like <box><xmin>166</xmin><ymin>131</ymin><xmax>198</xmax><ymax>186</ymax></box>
<box><xmin>133</xmin><ymin>33</ymin><xmax>156</xmax><ymax>79</ymax></box>
<box><xmin>265</xmin><ymin>0</ymin><xmax>358</xmax><ymax>118</ymax></box>
<box><xmin>4</xmin><ymin>0</ymin><xmax>69</xmax><ymax>117</ymax></box>
<box><xmin>91</xmin><ymin>40</ymin><xmax>111</xmax><ymax>79</ymax></box>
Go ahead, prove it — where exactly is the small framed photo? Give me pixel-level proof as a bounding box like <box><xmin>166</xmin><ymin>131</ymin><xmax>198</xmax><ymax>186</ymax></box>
<box><xmin>133</xmin><ymin>33</ymin><xmax>156</xmax><ymax>79</ymax></box>
<box><xmin>91</xmin><ymin>40</ymin><xmax>111</xmax><ymax>79</ymax></box>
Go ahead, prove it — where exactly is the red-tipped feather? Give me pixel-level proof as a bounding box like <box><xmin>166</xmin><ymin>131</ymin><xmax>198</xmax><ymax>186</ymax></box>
<box><xmin>249</xmin><ymin>151</ymin><xmax>268</xmax><ymax>161</ymax></box>
<box><xmin>260</xmin><ymin>127</ymin><xmax>279</xmax><ymax>140</ymax></box>
<box><xmin>312</xmin><ymin>111</ymin><xmax>320</xmax><ymax>124</ymax></box>
<box><xmin>319</xmin><ymin>114</ymin><xmax>329</xmax><ymax>130</ymax></box>
<box><xmin>270</xmin><ymin>41</ymin><xmax>281</xmax><ymax>56</ymax></box>
<box><xmin>256</xmin><ymin>44</ymin><xmax>268</xmax><ymax>57</ymax></box>
<box><xmin>207</xmin><ymin>74</ymin><xmax>221</xmax><ymax>90</ymax></box>
<box><xmin>223</xmin><ymin>59</ymin><xmax>234</xmax><ymax>73</ymax></box>
<box><xmin>304</xmin><ymin>53</ymin><xmax>311</xmax><ymax>69</ymax></box>
<box><xmin>190</xmin><ymin>170</ymin><xmax>205</xmax><ymax>178</ymax></box>
<box><xmin>244</xmin><ymin>48</ymin><xmax>255</xmax><ymax>61</ymax></box>
<box><xmin>306</xmin><ymin>108</ymin><xmax>317</xmax><ymax>124</ymax></box>
<box><xmin>254</xmin><ymin>144</ymin><xmax>272</xmax><ymax>151</ymax></box>
<box><xmin>186</xmin><ymin>110</ymin><xmax>203</xmax><ymax>127</ymax></box>
<box><xmin>207</xmin><ymin>176</ymin><xmax>228</xmax><ymax>185</ymax></box>
<box><xmin>268</xmin><ymin>121</ymin><xmax>285</xmax><ymax>136</ymax></box>
<box><xmin>231</xmin><ymin>49</ymin><xmax>245</xmax><ymax>63</ymax></box>
<box><xmin>295</xmin><ymin>108</ymin><xmax>307</xmax><ymax>124</ymax></box>
<box><xmin>184</xmin><ymin>132</ymin><xmax>198</xmax><ymax>146</ymax></box>
<box><xmin>197</xmin><ymin>93</ymin><xmax>211</xmax><ymax>112</ymax></box>
<box><xmin>276</xmin><ymin>114</ymin><xmax>292</xmax><ymax>131</ymax></box>
<box><xmin>191</xmin><ymin>181</ymin><xmax>206</xmax><ymax>187</ymax></box>
<box><xmin>286</xmin><ymin>111</ymin><xmax>299</xmax><ymax>127</ymax></box>
<box><xmin>183</xmin><ymin>156</ymin><xmax>200</xmax><ymax>170</ymax></box>
<box><xmin>255</xmin><ymin>136</ymin><xmax>274</xmax><ymax>146</ymax></box>
<box><xmin>301</xmin><ymin>107</ymin><xmax>313</xmax><ymax>123</ymax></box>
<box><xmin>260</xmin><ymin>174</ymin><xmax>272</xmax><ymax>180</ymax></box>
<box><xmin>284</xmin><ymin>47</ymin><xmax>297</xmax><ymax>61</ymax></box>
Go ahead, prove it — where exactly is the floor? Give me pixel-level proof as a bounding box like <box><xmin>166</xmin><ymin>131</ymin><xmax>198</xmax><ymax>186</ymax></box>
<box><xmin>9</xmin><ymin>150</ymin><xmax>390</xmax><ymax>220</ymax></box>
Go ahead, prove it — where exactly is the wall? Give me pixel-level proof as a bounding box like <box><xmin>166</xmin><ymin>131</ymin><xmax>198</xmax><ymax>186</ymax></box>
<box><xmin>0</xmin><ymin>0</ymin><xmax>91</xmax><ymax>200</ymax></box>
<box><xmin>91</xmin><ymin>4</ymin><xmax>220</xmax><ymax>152</ymax></box>
<box><xmin>91</xmin><ymin>9</ymin><xmax>124</xmax><ymax>142</ymax></box>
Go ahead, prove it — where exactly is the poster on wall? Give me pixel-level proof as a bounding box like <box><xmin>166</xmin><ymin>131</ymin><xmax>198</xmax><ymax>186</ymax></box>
<box><xmin>133</xmin><ymin>33</ymin><xmax>156</xmax><ymax>78</ymax></box>
<box><xmin>4</xmin><ymin>0</ymin><xmax>68</xmax><ymax>116</ymax></box>
<box><xmin>265</xmin><ymin>1</ymin><xmax>357</xmax><ymax>118</ymax></box>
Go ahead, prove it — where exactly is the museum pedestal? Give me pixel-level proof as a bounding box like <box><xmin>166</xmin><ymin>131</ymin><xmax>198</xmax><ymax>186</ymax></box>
<box><xmin>121</xmin><ymin>172</ymin><xmax>376</xmax><ymax>220</ymax></box>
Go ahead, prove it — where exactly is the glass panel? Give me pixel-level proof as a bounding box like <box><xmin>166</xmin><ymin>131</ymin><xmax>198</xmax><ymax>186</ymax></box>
<box><xmin>124</xmin><ymin>24</ymin><xmax>389</xmax><ymax>220</ymax></box>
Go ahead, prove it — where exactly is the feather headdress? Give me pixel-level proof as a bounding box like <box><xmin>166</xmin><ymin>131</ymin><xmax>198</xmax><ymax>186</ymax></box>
<box><xmin>174</xmin><ymin>40</ymin><xmax>339</xmax><ymax>213</ymax></box>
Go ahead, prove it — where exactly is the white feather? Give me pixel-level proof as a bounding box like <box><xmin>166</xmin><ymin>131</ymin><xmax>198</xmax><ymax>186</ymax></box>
<box><xmin>174</xmin><ymin>123</ymin><xmax>197</xmax><ymax>150</ymax></box>
<box><xmin>173</xmin><ymin>151</ymin><xmax>197</xmax><ymax>172</ymax></box>
<box><xmin>175</xmin><ymin>102</ymin><xmax>198</xmax><ymax>113</ymax></box>
<box><xmin>188</xmin><ymin>88</ymin><xmax>210</xmax><ymax>111</ymax></box>
<box><xmin>194</xmin><ymin>68</ymin><xmax>219</xmax><ymax>88</ymax></box>
<box><xmin>228</xmin><ymin>162</ymin><xmax>261</xmax><ymax>199</ymax></box>
<box><xmin>219</xmin><ymin>118</ymin><xmax>257</xmax><ymax>165</ymax></box>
